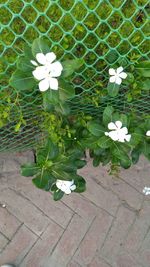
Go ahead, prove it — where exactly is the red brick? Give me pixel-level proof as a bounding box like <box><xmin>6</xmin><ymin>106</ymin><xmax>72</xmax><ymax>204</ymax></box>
<box><xmin>5</xmin><ymin>173</ymin><xmax>73</xmax><ymax>229</ymax></box>
<box><xmin>109</xmin><ymin>178</ymin><xmax>143</xmax><ymax>211</ymax></box>
<box><xmin>0</xmin><ymin>151</ymin><xmax>34</xmax><ymax>173</ymax></box>
<box><xmin>136</xmin><ymin>228</ymin><xmax>150</xmax><ymax>267</ymax></box>
<box><xmin>125</xmin><ymin>216</ymin><xmax>150</xmax><ymax>266</ymax></box>
<box><xmin>67</xmin><ymin>260</ymin><xmax>81</xmax><ymax>267</ymax></box>
<box><xmin>115</xmin><ymin>252</ymin><xmax>141</xmax><ymax>267</ymax></box>
<box><xmin>62</xmin><ymin>193</ymin><xmax>98</xmax><ymax>222</ymax></box>
<box><xmin>88</xmin><ymin>256</ymin><xmax>112</xmax><ymax>267</ymax></box>
<box><xmin>0</xmin><ymin>188</ymin><xmax>50</xmax><ymax>235</ymax></box>
<box><xmin>120</xmin><ymin>156</ymin><xmax>150</xmax><ymax>193</ymax></box>
<box><xmin>0</xmin><ymin>207</ymin><xmax>21</xmax><ymax>239</ymax></box>
<box><xmin>83</xmin><ymin>160</ymin><xmax>143</xmax><ymax>211</ymax></box>
<box><xmin>20</xmin><ymin>221</ymin><xmax>63</xmax><ymax>267</ymax></box>
<box><xmin>74</xmin><ymin>209</ymin><xmax>113</xmax><ymax>265</ymax></box>
<box><xmin>0</xmin><ymin>233</ymin><xmax>8</xmax><ymax>253</ymax></box>
<box><xmin>0</xmin><ymin>225</ymin><xmax>37</xmax><ymax>265</ymax></box>
<box><xmin>44</xmin><ymin>214</ymin><xmax>90</xmax><ymax>267</ymax></box>
<box><xmin>79</xmin><ymin>163</ymin><xmax>120</xmax><ymax>216</ymax></box>
<box><xmin>124</xmin><ymin>200</ymin><xmax>150</xmax><ymax>252</ymax></box>
<box><xmin>0</xmin><ymin>157</ymin><xmax>19</xmax><ymax>173</ymax></box>
<box><xmin>101</xmin><ymin>206</ymin><xmax>135</xmax><ymax>263</ymax></box>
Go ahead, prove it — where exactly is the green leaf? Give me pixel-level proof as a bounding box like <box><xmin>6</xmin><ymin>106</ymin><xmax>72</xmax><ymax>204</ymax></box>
<box><xmin>32</xmin><ymin>38</ymin><xmax>50</xmax><ymax>57</ymax></box>
<box><xmin>52</xmin><ymin>168</ymin><xmax>73</xmax><ymax>181</ymax></box>
<box><xmin>21</xmin><ymin>163</ymin><xmax>40</xmax><ymax>177</ymax></box>
<box><xmin>131</xmin><ymin>148</ymin><xmax>141</xmax><ymax>164</ymax></box>
<box><xmin>82</xmin><ymin>136</ymin><xmax>99</xmax><ymax>150</ymax></box>
<box><xmin>112</xmin><ymin>145</ymin><xmax>131</xmax><ymax>169</ymax></box>
<box><xmin>32</xmin><ymin>171</ymin><xmax>55</xmax><ymax>191</ymax></box>
<box><xmin>57</xmin><ymin>163</ymin><xmax>76</xmax><ymax>173</ymax></box>
<box><xmin>74</xmin><ymin>175</ymin><xmax>86</xmax><ymax>193</ymax></box>
<box><xmin>74</xmin><ymin>159</ymin><xmax>87</xmax><ymax>169</ymax></box>
<box><xmin>93</xmin><ymin>156</ymin><xmax>101</xmax><ymax>167</ymax></box>
<box><xmin>103</xmin><ymin>106</ymin><xmax>114</xmax><ymax>125</ymax></box>
<box><xmin>87</xmin><ymin>121</ymin><xmax>105</xmax><ymax>137</ymax></box>
<box><xmin>111</xmin><ymin>112</ymin><xmax>120</xmax><ymax>122</ymax></box>
<box><xmin>17</xmin><ymin>56</ymin><xmax>34</xmax><ymax>72</ymax></box>
<box><xmin>53</xmin><ymin>189</ymin><xmax>64</xmax><ymax>201</ymax></box>
<box><xmin>62</xmin><ymin>59</ymin><xmax>84</xmax><ymax>77</ymax></box>
<box><xmin>67</xmin><ymin>148</ymin><xmax>84</xmax><ymax>160</ymax></box>
<box><xmin>107</xmin><ymin>82</ymin><xmax>120</xmax><ymax>97</ymax></box>
<box><xmin>55</xmin><ymin>102</ymin><xmax>71</xmax><ymax>116</ymax></box>
<box><xmin>97</xmin><ymin>136</ymin><xmax>112</xmax><ymax>148</ymax></box>
<box><xmin>93</xmin><ymin>148</ymin><xmax>104</xmax><ymax>156</ymax></box>
<box><xmin>139</xmin><ymin>79</ymin><xmax>150</xmax><ymax>91</ymax></box>
<box><xmin>120</xmin><ymin>157</ymin><xmax>131</xmax><ymax>169</ymax></box>
<box><xmin>130</xmin><ymin>132</ymin><xmax>142</xmax><ymax>146</ymax></box>
<box><xmin>43</xmin><ymin>101</ymin><xmax>54</xmax><ymax>112</ymax></box>
<box><xmin>136</xmin><ymin>61</ymin><xmax>150</xmax><ymax>77</ymax></box>
<box><xmin>37</xmin><ymin>139</ymin><xmax>59</xmax><ymax>164</ymax></box>
<box><xmin>59</xmin><ymin>80</ymin><xmax>75</xmax><ymax>101</ymax></box>
<box><xmin>142</xmin><ymin>142</ymin><xmax>150</xmax><ymax>159</ymax></box>
<box><xmin>24</xmin><ymin>44</ymin><xmax>33</xmax><ymax>58</ymax></box>
<box><xmin>119</xmin><ymin>114</ymin><xmax>128</xmax><ymax>126</ymax></box>
<box><xmin>43</xmin><ymin>90</ymin><xmax>59</xmax><ymax>112</ymax></box>
<box><xmin>9</xmin><ymin>70</ymin><xmax>36</xmax><ymax>91</ymax></box>
<box><xmin>45</xmin><ymin>138</ymin><xmax>59</xmax><ymax>159</ymax></box>
<box><xmin>51</xmin><ymin>184</ymin><xmax>57</xmax><ymax>192</ymax></box>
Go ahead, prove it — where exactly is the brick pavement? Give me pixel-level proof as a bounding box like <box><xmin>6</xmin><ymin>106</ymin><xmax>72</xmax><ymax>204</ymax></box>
<box><xmin>0</xmin><ymin>151</ymin><xmax>150</xmax><ymax>267</ymax></box>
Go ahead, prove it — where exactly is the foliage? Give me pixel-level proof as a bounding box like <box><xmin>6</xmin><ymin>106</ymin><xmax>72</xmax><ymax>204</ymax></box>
<box><xmin>2</xmin><ymin>35</ymin><xmax>150</xmax><ymax>200</ymax></box>
<box><xmin>21</xmin><ymin>139</ymin><xmax>86</xmax><ymax>200</ymax></box>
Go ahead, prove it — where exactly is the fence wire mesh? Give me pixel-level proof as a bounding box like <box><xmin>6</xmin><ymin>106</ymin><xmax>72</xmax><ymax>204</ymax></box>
<box><xmin>0</xmin><ymin>0</ymin><xmax>150</xmax><ymax>151</ymax></box>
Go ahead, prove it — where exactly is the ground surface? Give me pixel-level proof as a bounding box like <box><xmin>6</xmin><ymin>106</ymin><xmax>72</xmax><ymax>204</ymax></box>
<box><xmin>0</xmin><ymin>151</ymin><xmax>150</xmax><ymax>267</ymax></box>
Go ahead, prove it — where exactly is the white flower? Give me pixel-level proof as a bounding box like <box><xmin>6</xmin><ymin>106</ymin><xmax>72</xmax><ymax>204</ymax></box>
<box><xmin>143</xmin><ymin>187</ymin><xmax>150</xmax><ymax>195</ymax></box>
<box><xmin>105</xmin><ymin>121</ymin><xmax>131</xmax><ymax>143</ymax></box>
<box><xmin>31</xmin><ymin>52</ymin><xmax>63</xmax><ymax>91</ymax></box>
<box><xmin>109</xmin><ymin>66</ymin><xmax>127</xmax><ymax>85</ymax></box>
<box><xmin>56</xmin><ymin>179</ymin><xmax>76</xmax><ymax>195</ymax></box>
<box><xmin>146</xmin><ymin>130</ymin><xmax>150</xmax><ymax>137</ymax></box>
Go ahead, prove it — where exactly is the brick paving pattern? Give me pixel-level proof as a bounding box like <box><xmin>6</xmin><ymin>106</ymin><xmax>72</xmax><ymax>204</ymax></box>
<box><xmin>0</xmin><ymin>151</ymin><xmax>150</xmax><ymax>267</ymax></box>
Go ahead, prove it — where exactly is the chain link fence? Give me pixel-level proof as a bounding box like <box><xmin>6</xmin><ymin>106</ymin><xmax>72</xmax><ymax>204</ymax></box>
<box><xmin>0</xmin><ymin>0</ymin><xmax>150</xmax><ymax>151</ymax></box>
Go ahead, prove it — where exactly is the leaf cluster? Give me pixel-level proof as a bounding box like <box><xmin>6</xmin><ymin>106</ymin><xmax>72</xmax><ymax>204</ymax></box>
<box><xmin>21</xmin><ymin>138</ymin><xmax>86</xmax><ymax>201</ymax></box>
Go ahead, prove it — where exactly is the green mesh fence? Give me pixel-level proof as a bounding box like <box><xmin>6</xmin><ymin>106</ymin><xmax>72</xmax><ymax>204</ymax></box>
<box><xmin>0</xmin><ymin>0</ymin><xmax>150</xmax><ymax>151</ymax></box>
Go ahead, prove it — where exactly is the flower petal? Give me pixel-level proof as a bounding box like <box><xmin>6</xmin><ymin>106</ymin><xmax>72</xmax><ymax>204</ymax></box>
<box><xmin>56</xmin><ymin>180</ymin><xmax>63</xmax><ymax>190</ymax></box>
<box><xmin>32</xmin><ymin>66</ymin><xmax>48</xmax><ymax>80</ymax></box>
<box><xmin>49</xmin><ymin>77</ymin><xmax>58</xmax><ymax>90</ymax></box>
<box><xmin>108</xmin><ymin>131</ymin><xmax>119</xmax><ymax>141</ymax></box>
<box><xmin>105</xmin><ymin>132</ymin><xmax>109</xmax><ymax>136</ymax></box>
<box><xmin>125</xmin><ymin>134</ymin><xmax>131</xmax><ymax>142</ymax></box>
<box><xmin>117</xmin><ymin>66</ymin><xmax>123</xmax><ymax>74</ymax></box>
<box><xmin>143</xmin><ymin>187</ymin><xmax>150</xmax><ymax>195</ymax></box>
<box><xmin>39</xmin><ymin>78</ymin><xmax>49</xmax><ymax>92</ymax></box>
<box><xmin>109</xmin><ymin>68</ymin><xmax>116</xmax><ymax>76</ymax></box>
<box><xmin>118</xmin><ymin>132</ymin><xmax>125</xmax><ymax>143</ymax></box>
<box><xmin>146</xmin><ymin>130</ymin><xmax>150</xmax><ymax>136</ymax></box>
<box><xmin>30</xmin><ymin>60</ymin><xmax>38</xmax><ymax>66</ymax></box>
<box><xmin>64</xmin><ymin>188</ymin><xmax>72</xmax><ymax>194</ymax></box>
<box><xmin>120</xmin><ymin>127</ymin><xmax>128</xmax><ymax>134</ymax></box>
<box><xmin>115</xmin><ymin>77</ymin><xmax>122</xmax><ymax>85</ymax></box>
<box><xmin>109</xmin><ymin>76</ymin><xmax>116</xmax><ymax>83</ymax></box>
<box><xmin>45</xmin><ymin>52</ymin><xmax>56</xmax><ymax>63</ymax></box>
<box><xmin>119</xmin><ymin>72</ymin><xmax>127</xmax><ymax>79</ymax></box>
<box><xmin>50</xmin><ymin>61</ymin><xmax>63</xmax><ymax>77</ymax></box>
<box><xmin>115</xmin><ymin>121</ymin><xmax>122</xmax><ymax>129</ymax></box>
<box><xmin>70</xmin><ymin>184</ymin><xmax>76</xmax><ymax>191</ymax></box>
<box><xmin>108</xmin><ymin>122</ymin><xmax>117</xmax><ymax>130</ymax></box>
<box><xmin>36</xmin><ymin>53</ymin><xmax>47</xmax><ymax>65</ymax></box>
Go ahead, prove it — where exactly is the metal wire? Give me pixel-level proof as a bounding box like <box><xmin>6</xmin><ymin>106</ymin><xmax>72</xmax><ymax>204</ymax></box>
<box><xmin>0</xmin><ymin>0</ymin><xmax>149</xmax><ymax>151</ymax></box>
